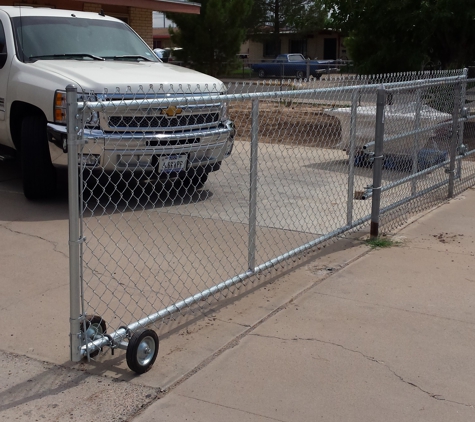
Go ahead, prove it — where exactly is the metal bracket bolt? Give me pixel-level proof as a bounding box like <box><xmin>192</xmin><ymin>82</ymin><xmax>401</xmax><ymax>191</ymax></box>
<box><xmin>458</xmin><ymin>144</ymin><xmax>468</xmax><ymax>156</ymax></box>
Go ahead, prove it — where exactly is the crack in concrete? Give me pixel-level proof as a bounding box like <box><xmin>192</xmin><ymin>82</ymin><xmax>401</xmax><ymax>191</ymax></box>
<box><xmin>214</xmin><ymin>317</ymin><xmax>251</xmax><ymax>328</ymax></box>
<box><xmin>176</xmin><ymin>393</ymin><xmax>288</xmax><ymax>422</ymax></box>
<box><xmin>0</xmin><ymin>223</ymin><xmax>68</xmax><ymax>260</ymax></box>
<box><xmin>250</xmin><ymin>333</ymin><xmax>474</xmax><ymax>409</ymax></box>
<box><xmin>314</xmin><ymin>292</ymin><xmax>475</xmax><ymax>326</ymax></box>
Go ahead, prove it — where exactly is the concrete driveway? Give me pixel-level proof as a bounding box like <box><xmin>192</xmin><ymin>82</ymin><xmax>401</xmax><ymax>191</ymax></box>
<box><xmin>0</xmin><ymin>145</ymin><xmax>368</xmax><ymax>381</ymax></box>
<box><xmin>1</xmin><ymin>147</ymin><xmax>475</xmax><ymax>421</ymax></box>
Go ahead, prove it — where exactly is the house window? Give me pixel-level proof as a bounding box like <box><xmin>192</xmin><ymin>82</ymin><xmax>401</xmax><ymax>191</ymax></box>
<box><xmin>153</xmin><ymin>12</ymin><xmax>176</xmax><ymax>28</ymax></box>
<box><xmin>153</xmin><ymin>40</ymin><xmax>162</xmax><ymax>49</ymax></box>
<box><xmin>263</xmin><ymin>40</ymin><xmax>279</xmax><ymax>58</ymax></box>
<box><xmin>289</xmin><ymin>39</ymin><xmax>307</xmax><ymax>57</ymax></box>
<box><xmin>323</xmin><ymin>38</ymin><xmax>337</xmax><ymax>60</ymax></box>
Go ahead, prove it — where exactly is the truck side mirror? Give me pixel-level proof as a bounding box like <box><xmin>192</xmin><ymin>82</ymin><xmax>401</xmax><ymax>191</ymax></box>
<box><xmin>0</xmin><ymin>53</ymin><xmax>7</xmax><ymax>68</ymax></box>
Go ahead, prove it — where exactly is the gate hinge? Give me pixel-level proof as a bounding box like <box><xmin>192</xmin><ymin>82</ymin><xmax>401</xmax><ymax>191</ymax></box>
<box><xmin>69</xmin><ymin>236</ymin><xmax>86</xmax><ymax>245</ymax></box>
<box><xmin>458</xmin><ymin>144</ymin><xmax>468</xmax><ymax>156</ymax></box>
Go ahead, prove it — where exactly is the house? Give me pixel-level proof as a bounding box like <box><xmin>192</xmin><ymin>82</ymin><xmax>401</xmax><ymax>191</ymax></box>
<box><xmin>0</xmin><ymin>0</ymin><xmax>199</xmax><ymax>47</ymax></box>
<box><xmin>152</xmin><ymin>11</ymin><xmax>176</xmax><ymax>49</ymax></box>
<box><xmin>241</xmin><ymin>29</ymin><xmax>349</xmax><ymax>62</ymax></box>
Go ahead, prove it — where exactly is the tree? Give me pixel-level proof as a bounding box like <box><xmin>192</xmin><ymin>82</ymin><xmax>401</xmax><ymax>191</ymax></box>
<box><xmin>246</xmin><ymin>1</ymin><xmax>329</xmax><ymax>56</ymax></box>
<box><xmin>323</xmin><ymin>0</ymin><xmax>475</xmax><ymax>73</ymax></box>
<box><xmin>166</xmin><ymin>0</ymin><xmax>252</xmax><ymax>76</ymax></box>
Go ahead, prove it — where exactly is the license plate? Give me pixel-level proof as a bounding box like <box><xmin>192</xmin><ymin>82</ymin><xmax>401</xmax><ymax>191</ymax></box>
<box><xmin>159</xmin><ymin>154</ymin><xmax>187</xmax><ymax>173</ymax></box>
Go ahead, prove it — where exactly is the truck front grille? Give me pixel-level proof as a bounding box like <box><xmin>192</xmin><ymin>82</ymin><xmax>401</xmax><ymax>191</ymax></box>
<box><xmin>108</xmin><ymin>113</ymin><xmax>220</xmax><ymax>129</ymax></box>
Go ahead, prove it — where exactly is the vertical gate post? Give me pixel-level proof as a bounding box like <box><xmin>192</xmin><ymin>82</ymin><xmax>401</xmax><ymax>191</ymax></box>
<box><xmin>448</xmin><ymin>82</ymin><xmax>462</xmax><ymax>198</ymax></box>
<box><xmin>248</xmin><ymin>99</ymin><xmax>259</xmax><ymax>271</ymax></box>
<box><xmin>67</xmin><ymin>85</ymin><xmax>82</xmax><ymax>362</ymax></box>
<box><xmin>347</xmin><ymin>89</ymin><xmax>359</xmax><ymax>225</ymax></box>
<box><xmin>370</xmin><ymin>87</ymin><xmax>386</xmax><ymax>239</ymax></box>
<box><xmin>456</xmin><ymin>68</ymin><xmax>468</xmax><ymax>179</ymax></box>
<box><xmin>411</xmin><ymin>88</ymin><xmax>422</xmax><ymax>195</ymax></box>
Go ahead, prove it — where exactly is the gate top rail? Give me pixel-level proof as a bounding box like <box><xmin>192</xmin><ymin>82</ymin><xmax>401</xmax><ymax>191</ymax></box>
<box><xmin>78</xmin><ymin>74</ymin><xmax>467</xmax><ymax>114</ymax></box>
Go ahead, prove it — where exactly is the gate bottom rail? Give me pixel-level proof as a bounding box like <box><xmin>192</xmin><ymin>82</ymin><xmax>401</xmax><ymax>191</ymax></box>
<box><xmin>80</xmin><ymin>213</ymin><xmax>374</xmax><ymax>357</ymax></box>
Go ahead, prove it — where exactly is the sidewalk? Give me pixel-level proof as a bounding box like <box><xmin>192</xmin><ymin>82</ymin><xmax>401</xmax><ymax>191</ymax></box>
<box><xmin>135</xmin><ymin>187</ymin><xmax>475</xmax><ymax>421</ymax></box>
<box><xmin>1</xmin><ymin>186</ymin><xmax>475</xmax><ymax>421</ymax></box>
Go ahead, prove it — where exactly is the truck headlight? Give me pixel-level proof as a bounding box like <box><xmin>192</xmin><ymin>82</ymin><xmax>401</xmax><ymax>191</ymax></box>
<box><xmin>54</xmin><ymin>90</ymin><xmax>67</xmax><ymax>124</ymax></box>
<box><xmin>54</xmin><ymin>90</ymin><xmax>99</xmax><ymax>126</ymax></box>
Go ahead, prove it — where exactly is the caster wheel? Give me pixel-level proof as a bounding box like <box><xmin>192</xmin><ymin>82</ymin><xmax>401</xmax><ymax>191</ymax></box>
<box><xmin>82</xmin><ymin>315</ymin><xmax>107</xmax><ymax>358</ymax></box>
<box><xmin>126</xmin><ymin>329</ymin><xmax>159</xmax><ymax>374</ymax></box>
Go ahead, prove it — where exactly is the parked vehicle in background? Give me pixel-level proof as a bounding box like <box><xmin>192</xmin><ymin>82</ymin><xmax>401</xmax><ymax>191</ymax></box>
<box><xmin>153</xmin><ymin>48</ymin><xmax>170</xmax><ymax>62</ymax></box>
<box><xmin>250</xmin><ymin>54</ymin><xmax>340</xmax><ymax>79</ymax></box>
<box><xmin>0</xmin><ymin>6</ymin><xmax>235</xmax><ymax>199</ymax></box>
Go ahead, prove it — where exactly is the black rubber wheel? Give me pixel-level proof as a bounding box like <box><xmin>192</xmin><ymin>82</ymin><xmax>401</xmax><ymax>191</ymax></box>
<box><xmin>296</xmin><ymin>70</ymin><xmax>304</xmax><ymax>79</ymax></box>
<box><xmin>81</xmin><ymin>315</ymin><xmax>107</xmax><ymax>358</ymax></box>
<box><xmin>126</xmin><ymin>329</ymin><xmax>159</xmax><ymax>374</ymax></box>
<box><xmin>258</xmin><ymin>69</ymin><xmax>265</xmax><ymax>78</ymax></box>
<box><xmin>21</xmin><ymin>114</ymin><xmax>57</xmax><ymax>200</ymax></box>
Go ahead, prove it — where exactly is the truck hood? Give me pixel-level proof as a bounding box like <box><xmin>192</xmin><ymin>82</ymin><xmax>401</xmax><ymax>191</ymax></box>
<box><xmin>31</xmin><ymin>60</ymin><xmax>226</xmax><ymax>94</ymax></box>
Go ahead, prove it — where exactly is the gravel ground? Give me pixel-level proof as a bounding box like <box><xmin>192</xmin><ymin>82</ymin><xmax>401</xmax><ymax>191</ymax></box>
<box><xmin>0</xmin><ymin>350</ymin><xmax>160</xmax><ymax>422</ymax></box>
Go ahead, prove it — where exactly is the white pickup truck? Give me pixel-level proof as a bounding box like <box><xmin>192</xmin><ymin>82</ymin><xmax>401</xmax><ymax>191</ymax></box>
<box><xmin>0</xmin><ymin>6</ymin><xmax>235</xmax><ymax>199</ymax></box>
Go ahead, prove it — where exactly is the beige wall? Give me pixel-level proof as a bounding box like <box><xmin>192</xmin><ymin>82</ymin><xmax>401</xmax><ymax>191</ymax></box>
<box><xmin>243</xmin><ymin>31</ymin><xmax>348</xmax><ymax>62</ymax></box>
<box><xmin>129</xmin><ymin>7</ymin><xmax>152</xmax><ymax>47</ymax></box>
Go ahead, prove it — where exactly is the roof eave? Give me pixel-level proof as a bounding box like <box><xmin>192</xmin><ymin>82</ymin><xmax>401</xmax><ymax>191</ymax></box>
<box><xmin>71</xmin><ymin>0</ymin><xmax>201</xmax><ymax>14</ymax></box>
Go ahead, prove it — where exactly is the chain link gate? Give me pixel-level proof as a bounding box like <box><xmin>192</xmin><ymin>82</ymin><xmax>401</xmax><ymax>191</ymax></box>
<box><xmin>66</xmin><ymin>69</ymin><xmax>472</xmax><ymax>374</ymax></box>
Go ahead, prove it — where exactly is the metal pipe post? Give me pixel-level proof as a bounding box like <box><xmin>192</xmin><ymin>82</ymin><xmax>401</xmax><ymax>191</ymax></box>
<box><xmin>448</xmin><ymin>83</ymin><xmax>462</xmax><ymax>198</ymax></box>
<box><xmin>411</xmin><ymin>88</ymin><xmax>422</xmax><ymax>195</ymax></box>
<box><xmin>347</xmin><ymin>89</ymin><xmax>359</xmax><ymax>225</ymax></box>
<box><xmin>67</xmin><ymin>85</ymin><xmax>82</xmax><ymax>362</ymax></box>
<box><xmin>456</xmin><ymin>68</ymin><xmax>468</xmax><ymax>179</ymax></box>
<box><xmin>370</xmin><ymin>88</ymin><xmax>386</xmax><ymax>238</ymax></box>
<box><xmin>248</xmin><ymin>99</ymin><xmax>259</xmax><ymax>271</ymax></box>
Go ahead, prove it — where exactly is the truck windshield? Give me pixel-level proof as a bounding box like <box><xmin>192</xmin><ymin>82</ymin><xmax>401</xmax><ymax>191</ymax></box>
<box><xmin>12</xmin><ymin>16</ymin><xmax>159</xmax><ymax>63</ymax></box>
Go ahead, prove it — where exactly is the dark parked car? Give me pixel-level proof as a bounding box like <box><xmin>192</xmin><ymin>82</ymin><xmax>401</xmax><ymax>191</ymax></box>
<box><xmin>250</xmin><ymin>54</ymin><xmax>339</xmax><ymax>79</ymax></box>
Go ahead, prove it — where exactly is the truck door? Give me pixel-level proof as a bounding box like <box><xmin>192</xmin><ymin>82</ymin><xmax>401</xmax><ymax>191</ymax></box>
<box><xmin>0</xmin><ymin>16</ymin><xmax>8</xmax><ymax>121</ymax></box>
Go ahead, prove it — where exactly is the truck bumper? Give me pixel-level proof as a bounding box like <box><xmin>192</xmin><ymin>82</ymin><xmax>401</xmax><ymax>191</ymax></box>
<box><xmin>47</xmin><ymin>121</ymin><xmax>235</xmax><ymax>174</ymax></box>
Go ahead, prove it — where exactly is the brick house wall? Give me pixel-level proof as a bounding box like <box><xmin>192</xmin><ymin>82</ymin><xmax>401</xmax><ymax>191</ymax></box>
<box><xmin>83</xmin><ymin>2</ymin><xmax>102</xmax><ymax>13</ymax></box>
<box><xmin>0</xmin><ymin>1</ymin><xmax>155</xmax><ymax>48</ymax></box>
<box><xmin>129</xmin><ymin>7</ymin><xmax>153</xmax><ymax>47</ymax></box>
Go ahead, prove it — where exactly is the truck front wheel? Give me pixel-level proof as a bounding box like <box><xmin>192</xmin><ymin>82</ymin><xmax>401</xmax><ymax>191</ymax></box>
<box><xmin>21</xmin><ymin>115</ymin><xmax>57</xmax><ymax>200</ymax></box>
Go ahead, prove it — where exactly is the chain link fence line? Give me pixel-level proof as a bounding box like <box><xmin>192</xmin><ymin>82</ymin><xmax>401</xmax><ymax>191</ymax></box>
<box><xmin>65</xmin><ymin>69</ymin><xmax>474</xmax><ymax>373</ymax></box>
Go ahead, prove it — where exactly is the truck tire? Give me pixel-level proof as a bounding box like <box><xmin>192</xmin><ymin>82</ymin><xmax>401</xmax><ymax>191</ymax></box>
<box><xmin>296</xmin><ymin>70</ymin><xmax>304</xmax><ymax>79</ymax></box>
<box><xmin>21</xmin><ymin>115</ymin><xmax>57</xmax><ymax>200</ymax></box>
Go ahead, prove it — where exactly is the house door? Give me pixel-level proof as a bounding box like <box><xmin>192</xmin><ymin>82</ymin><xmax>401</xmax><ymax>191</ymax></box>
<box><xmin>323</xmin><ymin>38</ymin><xmax>337</xmax><ymax>60</ymax></box>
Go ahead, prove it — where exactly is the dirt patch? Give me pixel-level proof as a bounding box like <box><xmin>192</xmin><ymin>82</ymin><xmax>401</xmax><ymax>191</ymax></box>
<box><xmin>229</xmin><ymin>103</ymin><xmax>475</xmax><ymax>159</ymax></box>
<box><xmin>229</xmin><ymin>101</ymin><xmax>342</xmax><ymax>149</ymax></box>
<box><xmin>432</xmin><ymin>233</ymin><xmax>464</xmax><ymax>244</ymax></box>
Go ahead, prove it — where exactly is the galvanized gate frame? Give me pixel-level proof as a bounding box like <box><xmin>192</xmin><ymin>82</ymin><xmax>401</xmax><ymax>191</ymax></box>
<box><xmin>67</xmin><ymin>72</ymin><xmax>470</xmax><ymax>372</ymax></box>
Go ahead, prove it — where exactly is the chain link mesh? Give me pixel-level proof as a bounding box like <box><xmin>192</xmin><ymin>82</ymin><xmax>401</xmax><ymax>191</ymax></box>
<box><xmin>72</xmin><ymin>69</ymin><xmax>474</xmax><ymax>360</ymax></box>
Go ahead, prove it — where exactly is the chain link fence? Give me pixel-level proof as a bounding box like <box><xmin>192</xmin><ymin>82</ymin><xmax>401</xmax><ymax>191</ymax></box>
<box><xmin>65</xmin><ymin>69</ymin><xmax>474</xmax><ymax>373</ymax></box>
